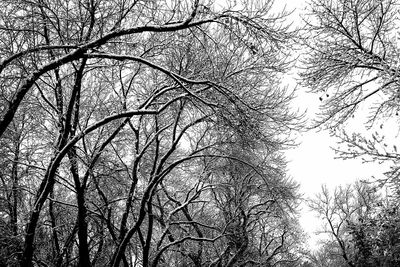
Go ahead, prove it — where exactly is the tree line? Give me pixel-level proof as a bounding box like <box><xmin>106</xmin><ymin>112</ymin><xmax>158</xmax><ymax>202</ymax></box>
<box><xmin>0</xmin><ymin>0</ymin><xmax>399</xmax><ymax>266</ymax></box>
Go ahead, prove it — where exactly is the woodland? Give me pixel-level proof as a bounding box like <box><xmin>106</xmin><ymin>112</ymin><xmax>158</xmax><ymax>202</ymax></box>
<box><xmin>0</xmin><ymin>0</ymin><xmax>399</xmax><ymax>266</ymax></box>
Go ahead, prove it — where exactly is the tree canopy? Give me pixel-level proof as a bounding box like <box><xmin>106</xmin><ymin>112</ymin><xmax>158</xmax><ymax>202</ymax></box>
<box><xmin>1</xmin><ymin>0</ymin><xmax>400</xmax><ymax>266</ymax></box>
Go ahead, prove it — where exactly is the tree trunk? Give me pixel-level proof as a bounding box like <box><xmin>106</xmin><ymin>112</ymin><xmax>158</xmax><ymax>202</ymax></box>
<box><xmin>77</xmin><ymin>188</ymin><xmax>91</xmax><ymax>267</ymax></box>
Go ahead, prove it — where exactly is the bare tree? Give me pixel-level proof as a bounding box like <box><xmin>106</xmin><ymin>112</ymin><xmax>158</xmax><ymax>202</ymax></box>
<box><xmin>301</xmin><ymin>4</ymin><xmax>400</xmax><ymax>264</ymax></box>
<box><xmin>0</xmin><ymin>0</ymin><xmax>303</xmax><ymax>266</ymax></box>
<box><xmin>308</xmin><ymin>182</ymin><xmax>380</xmax><ymax>267</ymax></box>
<box><xmin>301</xmin><ymin>0</ymin><xmax>400</xmax><ymax>127</ymax></box>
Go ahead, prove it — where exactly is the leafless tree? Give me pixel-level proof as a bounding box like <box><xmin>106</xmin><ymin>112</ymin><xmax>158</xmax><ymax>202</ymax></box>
<box><xmin>301</xmin><ymin>0</ymin><xmax>400</xmax><ymax>237</ymax></box>
<box><xmin>0</xmin><ymin>0</ymin><xmax>303</xmax><ymax>266</ymax></box>
<box><xmin>301</xmin><ymin>0</ymin><xmax>400</xmax><ymax>127</ymax></box>
<box><xmin>308</xmin><ymin>182</ymin><xmax>380</xmax><ymax>267</ymax></box>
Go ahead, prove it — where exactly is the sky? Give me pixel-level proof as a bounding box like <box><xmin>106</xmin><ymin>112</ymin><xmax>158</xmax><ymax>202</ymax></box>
<box><xmin>275</xmin><ymin>0</ymin><xmax>391</xmax><ymax>248</ymax></box>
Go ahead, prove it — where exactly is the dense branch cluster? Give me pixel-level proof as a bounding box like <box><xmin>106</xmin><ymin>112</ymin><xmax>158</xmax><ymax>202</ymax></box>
<box><xmin>301</xmin><ymin>0</ymin><xmax>400</xmax><ymax>126</ymax></box>
<box><xmin>0</xmin><ymin>0</ymin><xmax>303</xmax><ymax>266</ymax></box>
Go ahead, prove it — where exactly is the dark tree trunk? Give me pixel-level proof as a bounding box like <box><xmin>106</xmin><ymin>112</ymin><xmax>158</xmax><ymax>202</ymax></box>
<box><xmin>77</xmin><ymin>188</ymin><xmax>91</xmax><ymax>267</ymax></box>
